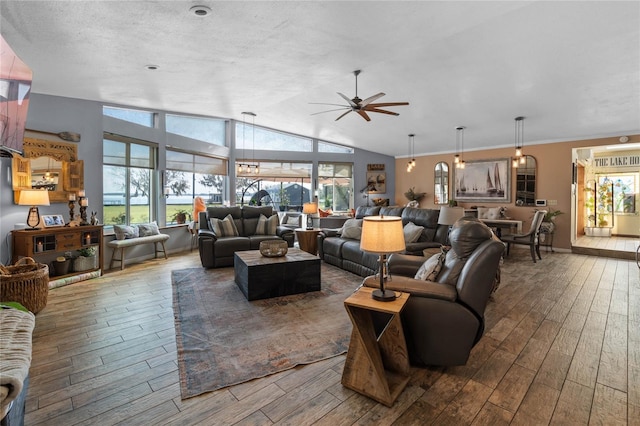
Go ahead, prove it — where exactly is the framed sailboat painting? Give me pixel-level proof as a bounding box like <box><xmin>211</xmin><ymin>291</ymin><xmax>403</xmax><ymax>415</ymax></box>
<box><xmin>453</xmin><ymin>158</ymin><xmax>511</xmax><ymax>203</ymax></box>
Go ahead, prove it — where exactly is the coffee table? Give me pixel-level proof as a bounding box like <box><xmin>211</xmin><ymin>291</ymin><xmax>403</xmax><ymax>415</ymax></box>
<box><xmin>234</xmin><ymin>247</ymin><xmax>321</xmax><ymax>300</ymax></box>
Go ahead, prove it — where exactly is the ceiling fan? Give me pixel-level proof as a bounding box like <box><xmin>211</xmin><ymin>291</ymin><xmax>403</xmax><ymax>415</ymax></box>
<box><xmin>311</xmin><ymin>70</ymin><xmax>409</xmax><ymax>122</ymax></box>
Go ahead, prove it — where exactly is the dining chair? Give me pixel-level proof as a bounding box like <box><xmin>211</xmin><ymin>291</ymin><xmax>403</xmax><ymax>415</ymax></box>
<box><xmin>500</xmin><ymin>210</ymin><xmax>547</xmax><ymax>263</ymax></box>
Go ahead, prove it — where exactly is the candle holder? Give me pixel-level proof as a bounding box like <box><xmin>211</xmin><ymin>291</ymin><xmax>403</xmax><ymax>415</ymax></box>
<box><xmin>79</xmin><ymin>196</ymin><xmax>89</xmax><ymax>225</ymax></box>
<box><xmin>68</xmin><ymin>200</ymin><xmax>76</xmax><ymax>223</ymax></box>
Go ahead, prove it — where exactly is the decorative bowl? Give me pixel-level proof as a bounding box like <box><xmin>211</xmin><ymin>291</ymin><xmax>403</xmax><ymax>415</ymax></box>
<box><xmin>259</xmin><ymin>240</ymin><xmax>288</xmax><ymax>257</ymax></box>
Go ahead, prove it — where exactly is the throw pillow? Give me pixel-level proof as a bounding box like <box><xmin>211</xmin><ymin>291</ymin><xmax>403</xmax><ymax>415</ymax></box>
<box><xmin>255</xmin><ymin>214</ymin><xmax>278</xmax><ymax>235</ymax></box>
<box><xmin>414</xmin><ymin>251</ymin><xmax>446</xmax><ymax>281</ymax></box>
<box><xmin>137</xmin><ymin>221</ymin><xmax>160</xmax><ymax>237</ymax></box>
<box><xmin>209</xmin><ymin>214</ymin><xmax>239</xmax><ymax>237</ymax></box>
<box><xmin>340</xmin><ymin>218</ymin><xmax>363</xmax><ymax>240</ymax></box>
<box><xmin>403</xmin><ymin>221</ymin><xmax>424</xmax><ymax>243</ymax></box>
<box><xmin>285</xmin><ymin>216</ymin><xmax>300</xmax><ymax>226</ymax></box>
<box><xmin>114</xmin><ymin>225</ymin><xmax>139</xmax><ymax>240</ymax></box>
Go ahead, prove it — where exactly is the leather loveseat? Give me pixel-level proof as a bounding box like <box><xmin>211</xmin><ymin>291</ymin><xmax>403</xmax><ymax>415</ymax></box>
<box><xmin>317</xmin><ymin>205</ymin><xmax>450</xmax><ymax>277</ymax></box>
<box><xmin>198</xmin><ymin>206</ymin><xmax>295</xmax><ymax>268</ymax></box>
<box><xmin>363</xmin><ymin>218</ymin><xmax>504</xmax><ymax>366</ymax></box>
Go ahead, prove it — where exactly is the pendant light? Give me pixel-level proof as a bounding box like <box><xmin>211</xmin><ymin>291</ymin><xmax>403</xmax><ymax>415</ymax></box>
<box><xmin>238</xmin><ymin>112</ymin><xmax>259</xmax><ymax>174</ymax></box>
<box><xmin>455</xmin><ymin>126</ymin><xmax>465</xmax><ymax>169</ymax></box>
<box><xmin>406</xmin><ymin>134</ymin><xmax>415</xmax><ymax>173</ymax></box>
<box><xmin>512</xmin><ymin>116</ymin><xmax>525</xmax><ymax>168</ymax></box>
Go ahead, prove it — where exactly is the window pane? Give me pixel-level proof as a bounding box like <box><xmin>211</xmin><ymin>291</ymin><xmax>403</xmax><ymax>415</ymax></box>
<box><xmin>166</xmin><ymin>114</ymin><xmax>225</xmax><ymax>146</ymax></box>
<box><xmin>318</xmin><ymin>141</ymin><xmax>354</xmax><ymax>154</ymax></box>
<box><xmin>165</xmin><ymin>172</ymin><xmax>226</xmax><ymax>224</ymax></box>
<box><xmin>103</xmin><ymin>106</ymin><xmax>154</xmax><ymax>127</ymax></box>
<box><xmin>103</xmin><ymin>139</ymin><xmax>126</xmax><ymax>166</ymax></box>
<box><xmin>236</xmin><ymin>179</ymin><xmax>311</xmax><ymax>211</ymax></box>
<box><xmin>235</xmin><ymin>122</ymin><xmax>312</xmax><ymax>152</ymax></box>
<box><xmin>130</xmin><ymin>168</ymin><xmax>151</xmax><ymax>224</ymax></box>
<box><xmin>130</xmin><ymin>143</ymin><xmax>153</xmax><ymax>168</ymax></box>
<box><xmin>103</xmin><ymin>165</ymin><xmax>126</xmax><ymax>225</ymax></box>
<box><xmin>317</xmin><ymin>163</ymin><xmax>353</xmax><ymax>212</ymax></box>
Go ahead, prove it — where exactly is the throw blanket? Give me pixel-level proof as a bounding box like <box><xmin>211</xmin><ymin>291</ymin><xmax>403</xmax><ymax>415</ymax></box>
<box><xmin>0</xmin><ymin>306</ymin><xmax>35</xmax><ymax>418</ymax></box>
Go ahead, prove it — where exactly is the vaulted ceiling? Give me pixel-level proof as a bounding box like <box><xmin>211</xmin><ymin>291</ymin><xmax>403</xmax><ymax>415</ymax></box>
<box><xmin>1</xmin><ymin>1</ymin><xmax>638</xmax><ymax>157</ymax></box>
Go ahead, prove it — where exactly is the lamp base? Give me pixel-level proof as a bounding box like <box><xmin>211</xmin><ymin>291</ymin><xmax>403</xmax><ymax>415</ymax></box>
<box><xmin>372</xmin><ymin>288</ymin><xmax>396</xmax><ymax>302</ymax></box>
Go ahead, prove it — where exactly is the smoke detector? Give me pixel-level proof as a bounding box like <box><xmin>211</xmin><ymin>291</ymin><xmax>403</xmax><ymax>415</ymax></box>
<box><xmin>619</xmin><ymin>136</ymin><xmax>629</xmax><ymax>143</ymax></box>
<box><xmin>190</xmin><ymin>5</ymin><xmax>211</xmax><ymax>17</ymax></box>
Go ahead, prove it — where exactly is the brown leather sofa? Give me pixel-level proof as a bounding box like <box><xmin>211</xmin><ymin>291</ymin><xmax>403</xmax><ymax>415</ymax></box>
<box><xmin>363</xmin><ymin>218</ymin><xmax>504</xmax><ymax>366</ymax></box>
<box><xmin>317</xmin><ymin>205</ymin><xmax>449</xmax><ymax>277</ymax></box>
<box><xmin>198</xmin><ymin>206</ymin><xmax>295</xmax><ymax>268</ymax></box>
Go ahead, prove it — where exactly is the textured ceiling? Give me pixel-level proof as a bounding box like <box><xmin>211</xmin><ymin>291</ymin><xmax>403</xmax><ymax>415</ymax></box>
<box><xmin>1</xmin><ymin>1</ymin><xmax>639</xmax><ymax>157</ymax></box>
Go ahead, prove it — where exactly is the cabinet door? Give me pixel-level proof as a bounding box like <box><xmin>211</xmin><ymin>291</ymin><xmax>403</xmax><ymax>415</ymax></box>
<box><xmin>63</xmin><ymin>160</ymin><xmax>84</xmax><ymax>191</ymax></box>
<box><xmin>12</xmin><ymin>155</ymin><xmax>31</xmax><ymax>190</ymax></box>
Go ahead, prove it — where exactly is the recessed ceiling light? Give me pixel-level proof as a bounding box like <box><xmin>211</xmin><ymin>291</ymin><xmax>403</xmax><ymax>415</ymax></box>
<box><xmin>190</xmin><ymin>5</ymin><xmax>211</xmax><ymax>17</ymax></box>
<box><xmin>144</xmin><ymin>65</ymin><xmax>159</xmax><ymax>70</ymax></box>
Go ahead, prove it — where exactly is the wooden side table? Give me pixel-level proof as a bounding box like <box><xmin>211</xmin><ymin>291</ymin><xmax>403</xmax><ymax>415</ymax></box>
<box><xmin>341</xmin><ymin>287</ymin><xmax>410</xmax><ymax>406</ymax></box>
<box><xmin>294</xmin><ymin>228</ymin><xmax>321</xmax><ymax>255</ymax></box>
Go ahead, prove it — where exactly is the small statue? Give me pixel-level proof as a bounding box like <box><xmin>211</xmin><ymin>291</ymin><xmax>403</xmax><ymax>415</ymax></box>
<box><xmin>90</xmin><ymin>211</ymin><xmax>99</xmax><ymax>225</ymax></box>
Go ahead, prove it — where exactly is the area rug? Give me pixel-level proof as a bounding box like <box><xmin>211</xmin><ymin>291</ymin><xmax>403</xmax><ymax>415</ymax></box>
<box><xmin>171</xmin><ymin>263</ymin><xmax>359</xmax><ymax>399</ymax></box>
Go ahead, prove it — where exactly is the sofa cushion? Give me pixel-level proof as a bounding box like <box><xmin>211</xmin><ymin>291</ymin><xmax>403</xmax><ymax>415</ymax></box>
<box><xmin>137</xmin><ymin>221</ymin><xmax>160</xmax><ymax>237</ymax></box>
<box><xmin>477</xmin><ymin>207</ymin><xmax>502</xmax><ymax>220</ymax></box>
<box><xmin>355</xmin><ymin>206</ymin><xmax>381</xmax><ymax>219</ymax></box>
<box><xmin>210</xmin><ymin>214</ymin><xmax>239</xmax><ymax>237</ymax></box>
<box><xmin>414</xmin><ymin>251</ymin><xmax>446</xmax><ymax>281</ymax></box>
<box><xmin>340</xmin><ymin>218</ymin><xmax>363</xmax><ymax>240</ymax></box>
<box><xmin>285</xmin><ymin>216</ymin><xmax>300</xmax><ymax>226</ymax></box>
<box><xmin>255</xmin><ymin>214</ymin><xmax>278</xmax><ymax>235</ymax></box>
<box><xmin>114</xmin><ymin>224</ymin><xmax>139</xmax><ymax>240</ymax></box>
<box><xmin>403</xmin><ymin>221</ymin><xmax>424</xmax><ymax>243</ymax></box>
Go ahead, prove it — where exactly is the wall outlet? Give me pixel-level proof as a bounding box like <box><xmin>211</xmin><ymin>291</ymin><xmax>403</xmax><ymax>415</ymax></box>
<box><xmin>547</xmin><ymin>199</ymin><xmax>558</xmax><ymax>206</ymax></box>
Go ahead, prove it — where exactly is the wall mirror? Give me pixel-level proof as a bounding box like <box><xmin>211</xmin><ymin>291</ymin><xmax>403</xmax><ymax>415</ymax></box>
<box><xmin>515</xmin><ymin>155</ymin><xmax>536</xmax><ymax>206</ymax></box>
<box><xmin>434</xmin><ymin>161</ymin><xmax>449</xmax><ymax>204</ymax></box>
<box><xmin>12</xmin><ymin>137</ymin><xmax>83</xmax><ymax>203</ymax></box>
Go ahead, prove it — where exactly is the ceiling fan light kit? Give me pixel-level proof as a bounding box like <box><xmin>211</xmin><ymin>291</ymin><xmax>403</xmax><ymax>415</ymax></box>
<box><xmin>311</xmin><ymin>70</ymin><xmax>409</xmax><ymax>122</ymax></box>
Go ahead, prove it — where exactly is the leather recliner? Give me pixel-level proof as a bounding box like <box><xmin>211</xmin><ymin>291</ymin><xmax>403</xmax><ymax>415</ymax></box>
<box><xmin>363</xmin><ymin>217</ymin><xmax>504</xmax><ymax>366</ymax></box>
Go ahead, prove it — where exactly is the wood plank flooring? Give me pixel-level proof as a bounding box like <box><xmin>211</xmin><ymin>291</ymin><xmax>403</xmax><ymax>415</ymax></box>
<box><xmin>24</xmin><ymin>247</ymin><xmax>639</xmax><ymax>425</ymax></box>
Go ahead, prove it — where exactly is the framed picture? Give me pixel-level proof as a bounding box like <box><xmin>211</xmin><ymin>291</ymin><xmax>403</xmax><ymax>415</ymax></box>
<box><xmin>453</xmin><ymin>158</ymin><xmax>511</xmax><ymax>203</ymax></box>
<box><xmin>42</xmin><ymin>214</ymin><xmax>65</xmax><ymax>227</ymax></box>
<box><xmin>366</xmin><ymin>171</ymin><xmax>386</xmax><ymax>193</ymax></box>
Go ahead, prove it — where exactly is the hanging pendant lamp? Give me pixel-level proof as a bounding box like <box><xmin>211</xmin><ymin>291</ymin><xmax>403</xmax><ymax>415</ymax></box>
<box><xmin>455</xmin><ymin>126</ymin><xmax>465</xmax><ymax>169</ymax></box>
<box><xmin>513</xmin><ymin>116</ymin><xmax>525</xmax><ymax>168</ymax></box>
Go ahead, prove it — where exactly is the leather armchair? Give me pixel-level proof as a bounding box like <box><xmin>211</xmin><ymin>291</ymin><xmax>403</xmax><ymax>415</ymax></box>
<box><xmin>363</xmin><ymin>217</ymin><xmax>504</xmax><ymax>366</ymax></box>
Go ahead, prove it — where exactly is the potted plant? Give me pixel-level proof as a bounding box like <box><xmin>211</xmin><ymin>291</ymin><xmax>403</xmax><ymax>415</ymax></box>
<box><xmin>540</xmin><ymin>208</ymin><xmax>564</xmax><ymax>235</ymax></box>
<box><xmin>404</xmin><ymin>187</ymin><xmax>426</xmax><ymax>207</ymax></box>
<box><xmin>171</xmin><ymin>209</ymin><xmax>191</xmax><ymax>224</ymax></box>
<box><xmin>74</xmin><ymin>246</ymin><xmax>97</xmax><ymax>271</ymax></box>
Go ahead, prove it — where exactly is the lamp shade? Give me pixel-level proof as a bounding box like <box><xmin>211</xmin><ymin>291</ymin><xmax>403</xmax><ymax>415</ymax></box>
<box><xmin>302</xmin><ymin>202</ymin><xmax>318</xmax><ymax>215</ymax></box>
<box><xmin>438</xmin><ymin>206</ymin><xmax>464</xmax><ymax>226</ymax></box>
<box><xmin>360</xmin><ymin>216</ymin><xmax>405</xmax><ymax>254</ymax></box>
<box><xmin>18</xmin><ymin>189</ymin><xmax>50</xmax><ymax>206</ymax></box>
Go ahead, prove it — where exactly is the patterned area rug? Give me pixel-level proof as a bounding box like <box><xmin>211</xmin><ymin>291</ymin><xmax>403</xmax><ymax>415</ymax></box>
<box><xmin>171</xmin><ymin>263</ymin><xmax>359</xmax><ymax>399</ymax></box>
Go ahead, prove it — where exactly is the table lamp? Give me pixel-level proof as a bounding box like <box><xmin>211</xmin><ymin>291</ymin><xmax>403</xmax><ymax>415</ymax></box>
<box><xmin>438</xmin><ymin>206</ymin><xmax>465</xmax><ymax>245</ymax></box>
<box><xmin>18</xmin><ymin>189</ymin><xmax>50</xmax><ymax>229</ymax></box>
<box><xmin>360</xmin><ymin>215</ymin><xmax>405</xmax><ymax>301</ymax></box>
<box><xmin>303</xmin><ymin>202</ymin><xmax>318</xmax><ymax>230</ymax></box>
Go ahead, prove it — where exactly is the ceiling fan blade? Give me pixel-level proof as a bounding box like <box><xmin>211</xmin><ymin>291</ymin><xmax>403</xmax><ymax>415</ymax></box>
<box><xmin>337</xmin><ymin>92</ymin><xmax>357</xmax><ymax>108</ymax></box>
<box><xmin>308</xmin><ymin>102</ymin><xmax>350</xmax><ymax>108</ymax></box>
<box><xmin>360</xmin><ymin>92</ymin><xmax>385</xmax><ymax>107</ymax></box>
<box><xmin>357</xmin><ymin>110</ymin><xmax>371</xmax><ymax>121</ymax></box>
<box><xmin>311</xmin><ymin>107</ymin><xmax>351</xmax><ymax>116</ymax></box>
<box><xmin>365</xmin><ymin>108</ymin><xmax>400</xmax><ymax>116</ymax></box>
<box><xmin>335</xmin><ymin>110</ymin><xmax>353</xmax><ymax>121</ymax></box>
<box><xmin>365</xmin><ymin>102</ymin><xmax>410</xmax><ymax>107</ymax></box>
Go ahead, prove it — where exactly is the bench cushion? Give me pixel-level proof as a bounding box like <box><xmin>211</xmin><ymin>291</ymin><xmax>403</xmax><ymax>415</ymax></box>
<box><xmin>107</xmin><ymin>233</ymin><xmax>170</xmax><ymax>248</ymax></box>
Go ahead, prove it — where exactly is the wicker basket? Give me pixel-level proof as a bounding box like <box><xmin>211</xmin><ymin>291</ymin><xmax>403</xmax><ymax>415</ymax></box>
<box><xmin>259</xmin><ymin>240</ymin><xmax>288</xmax><ymax>257</ymax></box>
<box><xmin>0</xmin><ymin>257</ymin><xmax>49</xmax><ymax>314</ymax></box>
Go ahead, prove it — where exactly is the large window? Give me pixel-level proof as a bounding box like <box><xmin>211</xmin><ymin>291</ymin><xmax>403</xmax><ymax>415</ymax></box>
<box><xmin>165</xmin><ymin>149</ymin><xmax>227</xmax><ymax>224</ymax></box>
<box><xmin>235</xmin><ymin>122</ymin><xmax>312</xmax><ymax>152</ymax></box>
<box><xmin>103</xmin><ymin>106</ymin><xmax>155</xmax><ymax>127</ymax></box>
<box><xmin>318</xmin><ymin>162</ymin><xmax>353</xmax><ymax>212</ymax></box>
<box><xmin>236</xmin><ymin>162</ymin><xmax>312</xmax><ymax>211</ymax></box>
<box><xmin>103</xmin><ymin>136</ymin><xmax>157</xmax><ymax>226</ymax></box>
<box><xmin>165</xmin><ymin>114</ymin><xmax>225</xmax><ymax>146</ymax></box>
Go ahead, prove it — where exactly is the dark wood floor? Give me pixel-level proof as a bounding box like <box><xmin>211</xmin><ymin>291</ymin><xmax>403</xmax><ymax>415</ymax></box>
<box><xmin>24</xmin><ymin>246</ymin><xmax>639</xmax><ymax>425</ymax></box>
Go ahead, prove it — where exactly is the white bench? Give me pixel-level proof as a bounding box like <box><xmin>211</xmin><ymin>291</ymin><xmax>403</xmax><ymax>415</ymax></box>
<box><xmin>107</xmin><ymin>234</ymin><xmax>170</xmax><ymax>270</ymax></box>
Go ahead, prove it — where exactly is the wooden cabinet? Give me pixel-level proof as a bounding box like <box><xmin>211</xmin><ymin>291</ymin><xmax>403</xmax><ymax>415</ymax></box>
<box><xmin>12</xmin><ymin>225</ymin><xmax>103</xmax><ymax>281</ymax></box>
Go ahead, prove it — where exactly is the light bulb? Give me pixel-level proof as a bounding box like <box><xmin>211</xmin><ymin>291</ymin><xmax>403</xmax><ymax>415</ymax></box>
<box><xmin>512</xmin><ymin>158</ymin><xmax>519</xmax><ymax>168</ymax></box>
<box><xmin>520</xmin><ymin>156</ymin><xmax>526</xmax><ymax>164</ymax></box>
<box><xmin>454</xmin><ymin>155</ymin><xmax>460</xmax><ymax>164</ymax></box>
<box><xmin>515</xmin><ymin>147</ymin><xmax>522</xmax><ymax>157</ymax></box>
